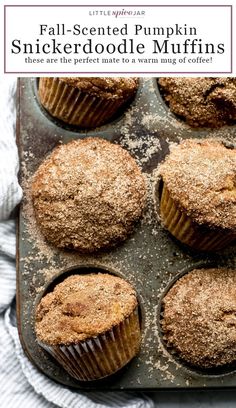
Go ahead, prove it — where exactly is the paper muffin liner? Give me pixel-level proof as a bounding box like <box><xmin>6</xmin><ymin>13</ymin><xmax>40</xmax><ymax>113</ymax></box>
<box><xmin>38</xmin><ymin>77</ymin><xmax>132</xmax><ymax>128</ymax></box>
<box><xmin>160</xmin><ymin>183</ymin><xmax>235</xmax><ymax>251</ymax></box>
<box><xmin>38</xmin><ymin>307</ymin><xmax>141</xmax><ymax>381</ymax></box>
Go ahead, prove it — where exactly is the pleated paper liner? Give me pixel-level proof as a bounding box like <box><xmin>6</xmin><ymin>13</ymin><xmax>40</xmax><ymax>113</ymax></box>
<box><xmin>159</xmin><ymin>183</ymin><xmax>235</xmax><ymax>251</ymax></box>
<box><xmin>38</xmin><ymin>306</ymin><xmax>141</xmax><ymax>381</ymax></box>
<box><xmin>38</xmin><ymin>77</ymin><xmax>134</xmax><ymax>128</ymax></box>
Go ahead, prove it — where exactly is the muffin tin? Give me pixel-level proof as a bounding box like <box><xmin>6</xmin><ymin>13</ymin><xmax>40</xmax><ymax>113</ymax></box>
<box><xmin>17</xmin><ymin>77</ymin><xmax>236</xmax><ymax>390</ymax></box>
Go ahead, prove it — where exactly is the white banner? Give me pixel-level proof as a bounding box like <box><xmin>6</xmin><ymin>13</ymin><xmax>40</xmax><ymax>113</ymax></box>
<box><xmin>4</xmin><ymin>5</ymin><xmax>232</xmax><ymax>74</ymax></box>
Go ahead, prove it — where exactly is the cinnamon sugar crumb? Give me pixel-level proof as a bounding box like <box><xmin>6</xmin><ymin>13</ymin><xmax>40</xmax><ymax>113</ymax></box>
<box><xmin>35</xmin><ymin>273</ymin><xmax>138</xmax><ymax>345</ymax></box>
<box><xmin>162</xmin><ymin>268</ymin><xmax>236</xmax><ymax>368</ymax></box>
<box><xmin>31</xmin><ymin>137</ymin><xmax>147</xmax><ymax>252</ymax></box>
<box><xmin>159</xmin><ymin>77</ymin><xmax>236</xmax><ymax>128</ymax></box>
<box><xmin>59</xmin><ymin>77</ymin><xmax>139</xmax><ymax>99</ymax></box>
<box><xmin>159</xmin><ymin>138</ymin><xmax>236</xmax><ymax>230</ymax></box>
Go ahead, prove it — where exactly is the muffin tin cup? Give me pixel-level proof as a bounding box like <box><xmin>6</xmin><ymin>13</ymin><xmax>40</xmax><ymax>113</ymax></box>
<box><xmin>38</xmin><ymin>77</ymin><xmax>134</xmax><ymax>128</ymax></box>
<box><xmin>160</xmin><ymin>182</ymin><xmax>235</xmax><ymax>251</ymax></box>
<box><xmin>38</xmin><ymin>307</ymin><xmax>140</xmax><ymax>381</ymax></box>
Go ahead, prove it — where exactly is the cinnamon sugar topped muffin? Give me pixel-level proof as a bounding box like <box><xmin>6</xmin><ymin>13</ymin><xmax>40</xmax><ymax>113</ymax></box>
<box><xmin>158</xmin><ymin>77</ymin><xmax>236</xmax><ymax>128</ymax></box>
<box><xmin>39</xmin><ymin>77</ymin><xmax>138</xmax><ymax>128</ymax></box>
<box><xmin>32</xmin><ymin>137</ymin><xmax>146</xmax><ymax>252</ymax></box>
<box><xmin>59</xmin><ymin>77</ymin><xmax>138</xmax><ymax>99</ymax></box>
<box><xmin>158</xmin><ymin>138</ymin><xmax>236</xmax><ymax>251</ymax></box>
<box><xmin>35</xmin><ymin>273</ymin><xmax>141</xmax><ymax>380</ymax></box>
<box><xmin>162</xmin><ymin>268</ymin><xmax>236</xmax><ymax>368</ymax></box>
<box><xmin>159</xmin><ymin>139</ymin><xmax>236</xmax><ymax>230</ymax></box>
<box><xmin>35</xmin><ymin>273</ymin><xmax>138</xmax><ymax>345</ymax></box>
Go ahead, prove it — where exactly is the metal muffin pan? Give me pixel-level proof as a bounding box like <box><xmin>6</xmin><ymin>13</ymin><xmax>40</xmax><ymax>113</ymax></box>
<box><xmin>17</xmin><ymin>77</ymin><xmax>236</xmax><ymax>390</ymax></box>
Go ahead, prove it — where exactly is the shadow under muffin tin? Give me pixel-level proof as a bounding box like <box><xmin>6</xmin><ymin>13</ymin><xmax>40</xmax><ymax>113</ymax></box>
<box><xmin>17</xmin><ymin>77</ymin><xmax>236</xmax><ymax>390</ymax></box>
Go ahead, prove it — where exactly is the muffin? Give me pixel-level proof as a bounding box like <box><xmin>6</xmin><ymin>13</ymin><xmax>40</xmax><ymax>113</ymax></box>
<box><xmin>161</xmin><ymin>268</ymin><xmax>236</xmax><ymax>369</ymax></box>
<box><xmin>158</xmin><ymin>138</ymin><xmax>236</xmax><ymax>251</ymax></box>
<box><xmin>31</xmin><ymin>137</ymin><xmax>146</xmax><ymax>252</ymax></box>
<box><xmin>38</xmin><ymin>77</ymin><xmax>138</xmax><ymax>128</ymax></box>
<box><xmin>158</xmin><ymin>77</ymin><xmax>236</xmax><ymax>128</ymax></box>
<box><xmin>35</xmin><ymin>273</ymin><xmax>141</xmax><ymax>381</ymax></box>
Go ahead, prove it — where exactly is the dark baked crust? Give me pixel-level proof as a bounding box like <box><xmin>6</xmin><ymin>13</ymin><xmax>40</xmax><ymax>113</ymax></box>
<box><xmin>59</xmin><ymin>77</ymin><xmax>139</xmax><ymax>99</ymax></box>
<box><xmin>159</xmin><ymin>77</ymin><xmax>236</xmax><ymax>128</ymax></box>
<box><xmin>162</xmin><ymin>268</ymin><xmax>236</xmax><ymax>368</ymax></box>
<box><xmin>31</xmin><ymin>137</ymin><xmax>146</xmax><ymax>251</ymax></box>
<box><xmin>158</xmin><ymin>138</ymin><xmax>236</xmax><ymax>231</ymax></box>
<box><xmin>35</xmin><ymin>273</ymin><xmax>138</xmax><ymax>345</ymax></box>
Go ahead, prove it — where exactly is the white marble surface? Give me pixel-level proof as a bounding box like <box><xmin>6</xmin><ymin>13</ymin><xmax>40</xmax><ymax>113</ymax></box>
<box><xmin>150</xmin><ymin>390</ymin><xmax>236</xmax><ymax>407</ymax></box>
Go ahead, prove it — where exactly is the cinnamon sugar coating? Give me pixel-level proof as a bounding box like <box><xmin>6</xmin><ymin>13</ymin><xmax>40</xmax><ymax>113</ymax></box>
<box><xmin>162</xmin><ymin>268</ymin><xmax>236</xmax><ymax>368</ymax></box>
<box><xmin>59</xmin><ymin>77</ymin><xmax>138</xmax><ymax>99</ymax></box>
<box><xmin>35</xmin><ymin>273</ymin><xmax>138</xmax><ymax>345</ymax></box>
<box><xmin>31</xmin><ymin>137</ymin><xmax>146</xmax><ymax>252</ymax></box>
<box><xmin>159</xmin><ymin>139</ymin><xmax>236</xmax><ymax>231</ymax></box>
<box><xmin>159</xmin><ymin>77</ymin><xmax>236</xmax><ymax>128</ymax></box>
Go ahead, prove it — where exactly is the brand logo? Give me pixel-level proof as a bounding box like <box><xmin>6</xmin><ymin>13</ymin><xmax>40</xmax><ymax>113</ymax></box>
<box><xmin>88</xmin><ymin>9</ymin><xmax>145</xmax><ymax>18</ymax></box>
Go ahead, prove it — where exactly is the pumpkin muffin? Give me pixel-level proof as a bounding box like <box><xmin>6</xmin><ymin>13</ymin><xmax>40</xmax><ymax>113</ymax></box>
<box><xmin>38</xmin><ymin>77</ymin><xmax>138</xmax><ymax>128</ymax></box>
<box><xmin>35</xmin><ymin>273</ymin><xmax>141</xmax><ymax>381</ymax></box>
<box><xmin>162</xmin><ymin>268</ymin><xmax>236</xmax><ymax>369</ymax></box>
<box><xmin>158</xmin><ymin>138</ymin><xmax>236</xmax><ymax>251</ymax></box>
<box><xmin>158</xmin><ymin>77</ymin><xmax>236</xmax><ymax>128</ymax></box>
<box><xmin>31</xmin><ymin>137</ymin><xmax>146</xmax><ymax>252</ymax></box>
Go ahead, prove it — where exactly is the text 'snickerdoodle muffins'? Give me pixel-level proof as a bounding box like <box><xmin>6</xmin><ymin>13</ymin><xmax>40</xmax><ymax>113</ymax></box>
<box><xmin>158</xmin><ymin>138</ymin><xmax>236</xmax><ymax>251</ymax></box>
<box><xmin>31</xmin><ymin>137</ymin><xmax>146</xmax><ymax>252</ymax></box>
<box><xmin>38</xmin><ymin>77</ymin><xmax>138</xmax><ymax>128</ymax></box>
<box><xmin>35</xmin><ymin>273</ymin><xmax>141</xmax><ymax>381</ymax></box>
<box><xmin>158</xmin><ymin>77</ymin><xmax>236</xmax><ymax>128</ymax></box>
<box><xmin>161</xmin><ymin>268</ymin><xmax>236</xmax><ymax>369</ymax></box>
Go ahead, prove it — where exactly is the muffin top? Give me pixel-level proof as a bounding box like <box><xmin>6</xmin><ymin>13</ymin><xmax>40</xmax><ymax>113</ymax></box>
<box><xmin>59</xmin><ymin>77</ymin><xmax>138</xmax><ymax>99</ymax></box>
<box><xmin>162</xmin><ymin>268</ymin><xmax>236</xmax><ymax>368</ymax></box>
<box><xmin>35</xmin><ymin>273</ymin><xmax>138</xmax><ymax>345</ymax></box>
<box><xmin>159</xmin><ymin>138</ymin><xmax>236</xmax><ymax>231</ymax></box>
<box><xmin>159</xmin><ymin>77</ymin><xmax>236</xmax><ymax>128</ymax></box>
<box><xmin>32</xmin><ymin>137</ymin><xmax>146</xmax><ymax>252</ymax></box>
